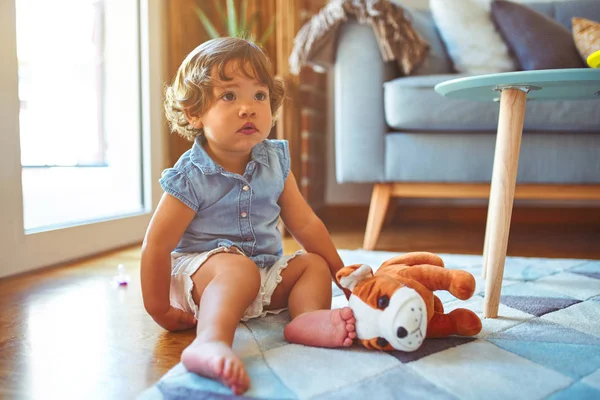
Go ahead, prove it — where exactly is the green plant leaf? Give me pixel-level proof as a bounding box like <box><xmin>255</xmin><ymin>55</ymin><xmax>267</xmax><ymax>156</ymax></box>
<box><xmin>239</xmin><ymin>0</ymin><xmax>248</xmax><ymax>32</ymax></box>
<box><xmin>226</xmin><ymin>0</ymin><xmax>237</xmax><ymax>36</ymax></box>
<box><xmin>214</xmin><ymin>0</ymin><xmax>227</xmax><ymax>27</ymax></box>
<box><xmin>193</xmin><ymin>5</ymin><xmax>220</xmax><ymax>38</ymax></box>
<box><xmin>245</xmin><ymin>11</ymin><xmax>260</xmax><ymax>36</ymax></box>
<box><xmin>258</xmin><ymin>18</ymin><xmax>276</xmax><ymax>44</ymax></box>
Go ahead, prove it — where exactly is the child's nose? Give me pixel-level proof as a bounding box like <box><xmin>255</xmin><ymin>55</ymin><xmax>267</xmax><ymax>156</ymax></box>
<box><xmin>239</xmin><ymin>105</ymin><xmax>256</xmax><ymax>118</ymax></box>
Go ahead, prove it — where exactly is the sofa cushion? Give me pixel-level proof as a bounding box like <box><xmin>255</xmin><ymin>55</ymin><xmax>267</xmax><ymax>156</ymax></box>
<box><xmin>491</xmin><ymin>0</ymin><xmax>586</xmax><ymax>70</ymax></box>
<box><xmin>383</xmin><ymin>74</ymin><xmax>600</xmax><ymax>132</ymax></box>
<box><xmin>429</xmin><ymin>0</ymin><xmax>516</xmax><ymax>74</ymax></box>
<box><xmin>405</xmin><ymin>8</ymin><xmax>454</xmax><ymax>75</ymax></box>
<box><xmin>573</xmin><ymin>17</ymin><xmax>600</xmax><ymax>61</ymax></box>
<box><xmin>384</xmin><ymin>131</ymin><xmax>600</xmax><ymax>183</ymax></box>
<box><xmin>546</xmin><ymin>0</ymin><xmax>600</xmax><ymax>31</ymax></box>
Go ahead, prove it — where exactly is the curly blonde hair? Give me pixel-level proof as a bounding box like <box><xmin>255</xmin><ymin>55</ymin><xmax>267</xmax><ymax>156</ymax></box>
<box><xmin>164</xmin><ymin>37</ymin><xmax>286</xmax><ymax>141</ymax></box>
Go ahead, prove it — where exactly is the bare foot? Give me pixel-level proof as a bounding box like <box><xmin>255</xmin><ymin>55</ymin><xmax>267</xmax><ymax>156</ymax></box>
<box><xmin>181</xmin><ymin>340</ymin><xmax>249</xmax><ymax>395</ymax></box>
<box><xmin>283</xmin><ymin>307</ymin><xmax>357</xmax><ymax>347</ymax></box>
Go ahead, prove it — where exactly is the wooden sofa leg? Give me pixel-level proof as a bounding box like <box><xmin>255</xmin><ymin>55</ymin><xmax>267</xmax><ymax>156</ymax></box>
<box><xmin>363</xmin><ymin>184</ymin><xmax>392</xmax><ymax>250</ymax></box>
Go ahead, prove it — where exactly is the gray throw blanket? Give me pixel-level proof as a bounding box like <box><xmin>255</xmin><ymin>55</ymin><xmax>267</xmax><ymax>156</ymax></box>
<box><xmin>289</xmin><ymin>0</ymin><xmax>429</xmax><ymax>75</ymax></box>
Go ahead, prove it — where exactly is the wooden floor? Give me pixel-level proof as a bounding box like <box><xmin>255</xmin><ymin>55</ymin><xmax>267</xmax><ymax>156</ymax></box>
<box><xmin>1</xmin><ymin>211</ymin><xmax>599</xmax><ymax>399</ymax></box>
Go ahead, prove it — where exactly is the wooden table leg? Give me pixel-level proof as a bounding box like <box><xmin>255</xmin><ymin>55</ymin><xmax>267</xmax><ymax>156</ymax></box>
<box><xmin>482</xmin><ymin>205</ymin><xmax>492</xmax><ymax>279</ymax></box>
<box><xmin>483</xmin><ymin>88</ymin><xmax>527</xmax><ymax>318</ymax></box>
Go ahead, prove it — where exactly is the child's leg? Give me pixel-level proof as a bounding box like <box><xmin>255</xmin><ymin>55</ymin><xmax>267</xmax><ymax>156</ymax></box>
<box><xmin>181</xmin><ymin>252</ymin><xmax>260</xmax><ymax>395</ymax></box>
<box><xmin>267</xmin><ymin>253</ymin><xmax>356</xmax><ymax>347</ymax></box>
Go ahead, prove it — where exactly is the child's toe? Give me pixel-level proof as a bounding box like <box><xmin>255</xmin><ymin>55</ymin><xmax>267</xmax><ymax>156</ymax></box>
<box><xmin>231</xmin><ymin>384</ymin><xmax>244</xmax><ymax>395</ymax></box>
<box><xmin>340</xmin><ymin>307</ymin><xmax>354</xmax><ymax>320</ymax></box>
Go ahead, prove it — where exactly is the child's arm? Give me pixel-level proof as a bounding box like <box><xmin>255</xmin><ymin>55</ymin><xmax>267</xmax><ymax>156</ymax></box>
<box><xmin>279</xmin><ymin>172</ymin><xmax>345</xmax><ymax>286</ymax></box>
<box><xmin>141</xmin><ymin>193</ymin><xmax>197</xmax><ymax>331</ymax></box>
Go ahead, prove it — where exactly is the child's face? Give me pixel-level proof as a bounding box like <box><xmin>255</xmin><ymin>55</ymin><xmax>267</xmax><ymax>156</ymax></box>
<box><xmin>195</xmin><ymin>61</ymin><xmax>272</xmax><ymax>154</ymax></box>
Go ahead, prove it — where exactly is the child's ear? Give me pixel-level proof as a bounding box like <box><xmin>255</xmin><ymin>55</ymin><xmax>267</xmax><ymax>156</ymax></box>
<box><xmin>184</xmin><ymin>109</ymin><xmax>203</xmax><ymax>129</ymax></box>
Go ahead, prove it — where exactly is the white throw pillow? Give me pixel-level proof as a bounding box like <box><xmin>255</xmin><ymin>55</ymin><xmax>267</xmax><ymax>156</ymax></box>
<box><xmin>429</xmin><ymin>0</ymin><xmax>517</xmax><ymax>73</ymax></box>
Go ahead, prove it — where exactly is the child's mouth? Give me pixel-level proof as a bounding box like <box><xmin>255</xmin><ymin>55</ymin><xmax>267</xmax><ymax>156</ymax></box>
<box><xmin>238</xmin><ymin>122</ymin><xmax>257</xmax><ymax>135</ymax></box>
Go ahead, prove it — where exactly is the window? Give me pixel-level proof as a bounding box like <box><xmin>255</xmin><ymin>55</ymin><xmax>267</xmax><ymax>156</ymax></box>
<box><xmin>16</xmin><ymin>0</ymin><xmax>144</xmax><ymax>231</ymax></box>
<box><xmin>0</xmin><ymin>0</ymin><xmax>164</xmax><ymax>278</ymax></box>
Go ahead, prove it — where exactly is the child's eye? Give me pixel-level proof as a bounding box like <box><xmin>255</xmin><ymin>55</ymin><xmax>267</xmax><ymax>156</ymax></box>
<box><xmin>221</xmin><ymin>92</ymin><xmax>236</xmax><ymax>101</ymax></box>
<box><xmin>255</xmin><ymin>91</ymin><xmax>268</xmax><ymax>101</ymax></box>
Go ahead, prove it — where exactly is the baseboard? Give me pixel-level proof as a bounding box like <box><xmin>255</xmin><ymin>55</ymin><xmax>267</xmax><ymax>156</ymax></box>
<box><xmin>318</xmin><ymin>203</ymin><xmax>600</xmax><ymax>226</ymax></box>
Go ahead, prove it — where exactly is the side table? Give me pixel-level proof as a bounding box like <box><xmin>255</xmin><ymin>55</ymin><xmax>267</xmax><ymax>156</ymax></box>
<box><xmin>435</xmin><ymin>69</ymin><xmax>600</xmax><ymax>318</ymax></box>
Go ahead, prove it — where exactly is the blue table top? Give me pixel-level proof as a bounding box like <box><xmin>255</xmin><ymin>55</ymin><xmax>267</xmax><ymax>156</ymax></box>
<box><xmin>434</xmin><ymin>69</ymin><xmax>600</xmax><ymax>102</ymax></box>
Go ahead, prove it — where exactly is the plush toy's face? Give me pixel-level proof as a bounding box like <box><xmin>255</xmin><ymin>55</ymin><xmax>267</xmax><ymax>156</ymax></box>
<box><xmin>340</xmin><ymin>265</ymin><xmax>428</xmax><ymax>352</ymax></box>
<box><xmin>349</xmin><ymin>284</ymin><xmax>427</xmax><ymax>351</ymax></box>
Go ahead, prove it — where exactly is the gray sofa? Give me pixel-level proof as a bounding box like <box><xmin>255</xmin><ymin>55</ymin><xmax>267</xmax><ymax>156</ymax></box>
<box><xmin>334</xmin><ymin>0</ymin><xmax>600</xmax><ymax>249</ymax></box>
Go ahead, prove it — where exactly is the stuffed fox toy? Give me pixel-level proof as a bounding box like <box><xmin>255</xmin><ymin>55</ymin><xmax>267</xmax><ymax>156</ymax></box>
<box><xmin>336</xmin><ymin>252</ymin><xmax>482</xmax><ymax>352</ymax></box>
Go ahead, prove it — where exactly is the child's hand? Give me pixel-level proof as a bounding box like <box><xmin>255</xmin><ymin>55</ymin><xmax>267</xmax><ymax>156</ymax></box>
<box><xmin>152</xmin><ymin>306</ymin><xmax>198</xmax><ymax>332</ymax></box>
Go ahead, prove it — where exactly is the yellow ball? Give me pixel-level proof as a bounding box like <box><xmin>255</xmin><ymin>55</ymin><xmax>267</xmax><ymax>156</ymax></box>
<box><xmin>587</xmin><ymin>50</ymin><xmax>600</xmax><ymax>68</ymax></box>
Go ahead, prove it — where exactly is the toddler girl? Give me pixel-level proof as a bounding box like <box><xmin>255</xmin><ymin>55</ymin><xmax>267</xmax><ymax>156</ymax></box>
<box><xmin>140</xmin><ymin>37</ymin><xmax>356</xmax><ymax>395</ymax></box>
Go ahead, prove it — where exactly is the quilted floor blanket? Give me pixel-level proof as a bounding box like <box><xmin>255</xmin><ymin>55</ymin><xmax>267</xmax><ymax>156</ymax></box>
<box><xmin>140</xmin><ymin>250</ymin><xmax>600</xmax><ymax>400</ymax></box>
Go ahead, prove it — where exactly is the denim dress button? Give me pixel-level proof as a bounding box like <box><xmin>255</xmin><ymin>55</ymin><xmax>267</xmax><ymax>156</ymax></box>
<box><xmin>240</xmin><ymin>212</ymin><xmax>248</xmax><ymax>218</ymax></box>
<box><xmin>242</xmin><ymin>185</ymin><xmax>250</xmax><ymax>191</ymax></box>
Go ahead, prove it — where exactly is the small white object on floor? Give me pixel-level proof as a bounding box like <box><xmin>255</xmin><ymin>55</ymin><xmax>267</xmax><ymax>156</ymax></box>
<box><xmin>113</xmin><ymin>264</ymin><xmax>130</xmax><ymax>286</ymax></box>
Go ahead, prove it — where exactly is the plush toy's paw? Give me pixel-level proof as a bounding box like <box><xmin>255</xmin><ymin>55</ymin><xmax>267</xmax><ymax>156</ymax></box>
<box><xmin>449</xmin><ymin>308</ymin><xmax>482</xmax><ymax>336</ymax></box>
<box><xmin>449</xmin><ymin>270</ymin><xmax>476</xmax><ymax>300</ymax></box>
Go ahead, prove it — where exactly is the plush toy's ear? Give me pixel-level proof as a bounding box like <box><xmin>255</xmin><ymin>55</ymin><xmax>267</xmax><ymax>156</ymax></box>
<box><xmin>336</xmin><ymin>264</ymin><xmax>374</xmax><ymax>291</ymax></box>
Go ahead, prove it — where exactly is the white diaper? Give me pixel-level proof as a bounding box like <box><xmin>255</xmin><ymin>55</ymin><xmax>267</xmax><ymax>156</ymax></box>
<box><xmin>170</xmin><ymin>247</ymin><xmax>304</xmax><ymax>321</ymax></box>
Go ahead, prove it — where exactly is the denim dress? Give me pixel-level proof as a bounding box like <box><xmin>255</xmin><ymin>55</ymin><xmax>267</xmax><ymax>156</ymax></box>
<box><xmin>159</xmin><ymin>138</ymin><xmax>290</xmax><ymax>268</ymax></box>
